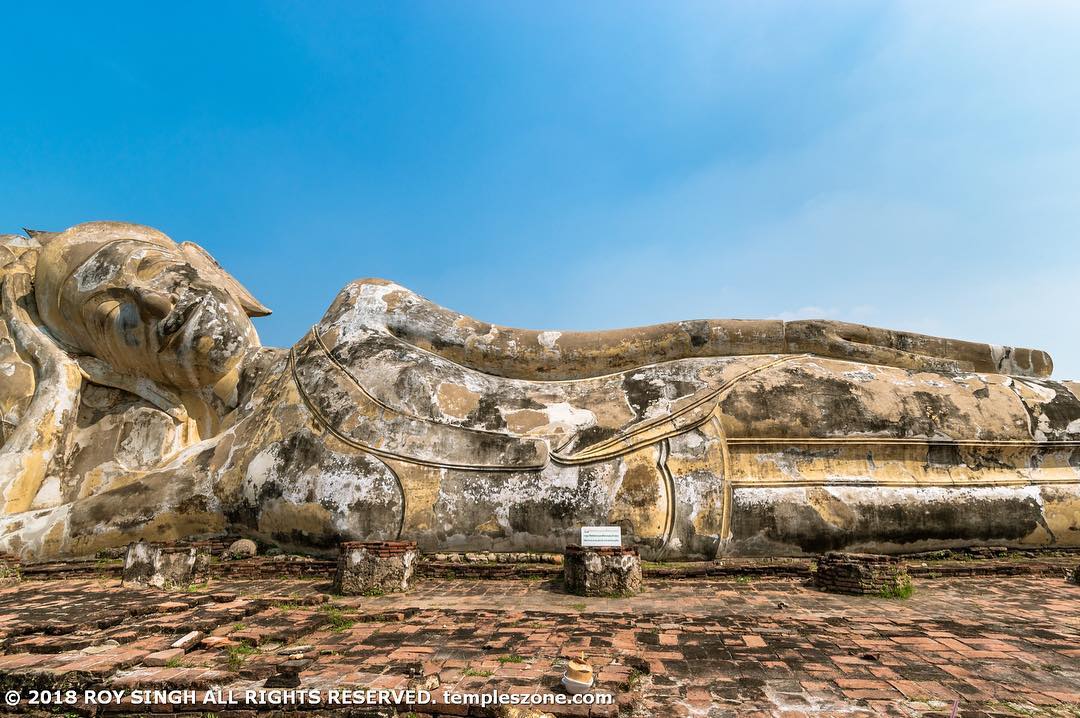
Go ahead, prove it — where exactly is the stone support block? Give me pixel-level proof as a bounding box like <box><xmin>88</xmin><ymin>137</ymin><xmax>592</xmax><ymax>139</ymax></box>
<box><xmin>563</xmin><ymin>545</ymin><xmax>642</xmax><ymax>597</ymax></box>
<box><xmin>814</xmin><ymin>551</ymin><xmax>909</xmax><ymax>596</ymax></box>
<box><xmin>333</xmin><ymin>541</ymin><xmax>418</xmax><ymax>595</ymax></box>
<box><xmin>0</xmin><ymin>553</ymin><xmax>21</xmax><ymax>586</ymax></box>
<box><xmin>121</xmin><ymin>541</ymin><xmax>211</xmax><ymax>590</ymax></box>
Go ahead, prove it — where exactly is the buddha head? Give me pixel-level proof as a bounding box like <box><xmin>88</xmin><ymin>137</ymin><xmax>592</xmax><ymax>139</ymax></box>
<box><xmin>34</xmin><ymin>221</ymin><xmax>270</xmax><ymax>391</ymax></box>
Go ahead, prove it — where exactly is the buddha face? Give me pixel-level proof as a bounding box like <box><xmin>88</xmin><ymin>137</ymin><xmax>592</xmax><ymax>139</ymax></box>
<box><xmin>36</xmin><ymin>223</ymin><xmax>268</xmax><ymax>391</ymax></box>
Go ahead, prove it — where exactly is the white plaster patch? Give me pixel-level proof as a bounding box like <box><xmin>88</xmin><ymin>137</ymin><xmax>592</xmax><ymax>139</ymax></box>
<box><xmin>0</xmin><ymin>503</ymin><xmax>73</xmax><ymax>558</ymax></box>
<box><xmin>242</xmin><ymin>447</ymin><xmax>279</xmax><ymax>503</ymax></box>
<box><xmin>752</xmin><ymin>452</ymin><xmax>803</xmax><ymax>480</ymax></box>
<box><xmin>735</xmin><ymin>483</ymin><xmax>1049</xmax><ymax>512</ymax></box>
<box><xmin>328</xmin><ymin>280</ymin><xmax>403</xmax><ymax>337</ymax></box>
<box><xmin>544</xmin><ymin>402</ymin><xmax>596</xmax><ymax>430</ymax></box>
<box><xmin>951</xmin><ymin>373</ymin><xmax>981</xmax><ymax>385</ymax></box>
<box><xmin>680</xmin><ymin>432</ymin><xmax>704</xmax><ymax>450</ymax></box>
<box><xmin>312</xmin><ymin>463</ymin><xmax>387</xmax><ymax>512</ymax></box>
<box><xmin>1016</xmin><ymin>379</ymin><xmax>1057</xmax><ymax>403</ymax></box>
<box><xmin>539</xmin><ymin>462</ymin><xmax>588</xmax><ymax>491</ymax></box>
<box><xmin>1034</xmin><ymin>414</ymin><xmax>1052</xmax><ymax>442</ymax></box>
<box><xmin>30</xmin><ymin>476</ymin><xmax>62</xmax><ymax>510</ymax></box>
<box><xmin>736</xmin><ymin>486</ymin><xmax>807</xmax><ymax>508</ymax></box>
<box><xmin>537</xmin><ymin>331</ymin><xmax>561</xmax><ymax>351</ymax></box>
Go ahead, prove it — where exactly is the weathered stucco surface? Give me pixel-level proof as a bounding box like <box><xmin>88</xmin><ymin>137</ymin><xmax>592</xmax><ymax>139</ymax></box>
<box><xmin>0</xmin><ymin>221</ymin><xmax>1077</xmax><ymax>559</ymax></box>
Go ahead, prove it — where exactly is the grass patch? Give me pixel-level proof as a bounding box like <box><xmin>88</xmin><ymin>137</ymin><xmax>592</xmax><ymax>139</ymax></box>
<box><xmin>360</xmin><ymin>586</ymin><xmax>385</xmax><ymax>597</ymax></box>
<box><xmin>497</xmin><ymin>655</ymin><xmax>524</xmax><ymax>664</ymax></box>
<box><xmin>735</xmin><ymin>575</ymin><xmax>753</xmax><ymax>584</ymax></box>
<box><xmin>569</xmin><ymin>602</ymin><xmax>587</xmax><ymax>611</ymax></box>
<box><xmin>165</xmin><ymin>656</ymin><xmax>184</xmax><ymax>668</ymax></box>
<box><xmin>463</xmin><ymin>668</ymin><xmax>492</xmax><ymax>677</ymax></box>
<box><xmin>983</xmin><ymin>700</ymin><xmax>1040</xmax><ymax>716</ymax></box>
<box><xmin>319</xmin><ymin>604</ymin><xmax>355</xmax><ymax>632</ymax></box>
<box><xmin>600</xmin><ymin>591</ymin><xmax>635</xmax><ymax>598</ymax></box>
<box><xmin>274</xmin><ymin>601</ymin><xmax>301</xmax><ymax>611</ymax></box>
<box><xmin>232</xmin><ymin>622</ymin><xmax>246</xmax><ymax>632</ymax></box>
<box><xmin>226</xmin><ymin>644</ymin><xmax>257</xmax><ymax>671</ymax></box>
<box><xmin>878</xmin><ymin>576</ymin><xmax>915</xmax><ymax>600</ymax></box>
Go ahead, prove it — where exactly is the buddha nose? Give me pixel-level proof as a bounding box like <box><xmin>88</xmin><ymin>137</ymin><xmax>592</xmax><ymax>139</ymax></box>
<box><xmin>134</xmin><ymin>287</ymin><xmax>175</xmax><ymax>321</ymax></box>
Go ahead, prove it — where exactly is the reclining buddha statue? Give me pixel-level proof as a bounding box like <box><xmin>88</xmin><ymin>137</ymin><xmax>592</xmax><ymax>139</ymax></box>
<box><xmin>0</xmin><ymin>221</ymin><xmax>1077</xmax><ymax>559</ymax></box>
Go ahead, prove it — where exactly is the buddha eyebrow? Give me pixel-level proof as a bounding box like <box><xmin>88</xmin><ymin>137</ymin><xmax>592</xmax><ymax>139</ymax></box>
<box><xmin>56</xmin><ymin>239</ymin><xmax>176</xmax><ymax>317</ymax></box>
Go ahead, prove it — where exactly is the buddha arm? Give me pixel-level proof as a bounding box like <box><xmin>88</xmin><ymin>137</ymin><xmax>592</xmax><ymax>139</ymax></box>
<box><xmin>338</xmin><ymin>279</ymin><xmax>1052</xmax><ymax>380</ymax></box>
<box><xmin>783</xmin><ymin>320</ymin><xmax>1052</xmax><ymax>378</ymax></box>
<box><xmin>0</xmin><ymin>271</ymin><xmax>83</xmax><ymax>513</ymax></box>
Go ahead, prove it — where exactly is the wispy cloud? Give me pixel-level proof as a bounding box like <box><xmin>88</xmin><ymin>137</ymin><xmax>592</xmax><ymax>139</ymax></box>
<box><xmin>768</xmin><ymin>305</ymin><xmax>877</xmax><ymax>323</ymax></box>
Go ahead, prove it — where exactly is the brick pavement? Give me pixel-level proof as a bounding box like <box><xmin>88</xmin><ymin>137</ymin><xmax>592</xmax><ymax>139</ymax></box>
<box><xmin>0</xmin><ymin>573</ymin><xmax>1074</xmax><ymax>717</ymax></box>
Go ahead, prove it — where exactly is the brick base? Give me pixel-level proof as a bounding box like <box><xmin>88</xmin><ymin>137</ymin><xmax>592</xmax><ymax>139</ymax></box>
<box><xmin>563</xmin><ymin>545</ymin><xmax>642</xmax><ymax>597</ymax></box>
<box><xmin>814</xmin><ymin>552</ymin><xmax>909</xmax><ymax>596</ymax></box>
<box><xmin>333</xmin><ymin>541</ymin><xmax>418</xmax><ymax>595</ymax></box>
<box><xmin>0</xmin><ymin>553</ymin><xmax>20</xmax><ymax>586</ymax></box>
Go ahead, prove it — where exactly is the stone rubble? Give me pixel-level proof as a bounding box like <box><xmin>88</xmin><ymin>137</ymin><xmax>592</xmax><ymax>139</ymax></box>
<box><xmin>223</xmin><ymin>538</ymin><xmax>258</xmax><ymax>560</ymax></box>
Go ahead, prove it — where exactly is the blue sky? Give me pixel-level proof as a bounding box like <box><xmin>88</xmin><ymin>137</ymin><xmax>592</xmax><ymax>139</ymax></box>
<box><xmin>4</xmin><ymin>2</ymin><xmax>1079</xmax><ymax>376</ymax></box>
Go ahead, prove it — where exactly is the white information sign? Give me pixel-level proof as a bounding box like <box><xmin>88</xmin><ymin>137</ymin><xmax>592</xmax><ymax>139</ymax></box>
<box><xmin>580</xmin><ymin>525</ymin><xmax>622</xmax><ymax>547</ymax></box>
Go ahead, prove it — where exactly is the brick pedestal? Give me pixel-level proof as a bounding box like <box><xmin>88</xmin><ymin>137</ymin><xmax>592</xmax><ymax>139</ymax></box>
<box><xmin>815</xmin><ymin>552</ymin><xmax>909</xmax><ymax>595</ymax></box>
<box><xmin>0</xmin><ymin>553</ymin><xmax>20</xmax><ymax>586</ymax></box>
<box><xmin>333</xmin><ymin>541</ymin><xmax>418</xmax><ymax>595</ymax></box>
<box><xmin>122</xmin><ymin>541</ymin><xmax>211</xmax><ymax>590</ymax></box>
<box><xmin>563</xmin><ymin>545</ymin><xmax>642</xmax><ymax>597</ymax></box>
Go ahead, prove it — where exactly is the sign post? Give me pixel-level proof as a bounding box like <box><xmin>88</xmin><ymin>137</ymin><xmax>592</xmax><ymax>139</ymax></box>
<box><xmin>580</xmin><ymin>525</ymin><xmax>622</xmax><ymax>548</ymax></box>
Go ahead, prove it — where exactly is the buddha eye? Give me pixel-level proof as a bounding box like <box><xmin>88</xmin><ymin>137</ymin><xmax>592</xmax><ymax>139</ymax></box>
<box><xmin>87</xmin><ymin>299</ymin><xmax>122</xmax><ymax>331</ymax></box>
<box><xmin>136</xmin><ymin>256</ymin><xmax>168</xmax><ymax>279</ymax></box>
<box><xmin>94</xmin><ymin>299</ymin><xmax>121</xmax><ymax>317</ymax></box>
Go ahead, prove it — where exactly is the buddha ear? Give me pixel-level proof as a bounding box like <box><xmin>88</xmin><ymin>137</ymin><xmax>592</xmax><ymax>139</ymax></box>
<box><xmin>179</xmin><ymin>241</ymin><xmax>272</xmax><ymax>318</ymax></box>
